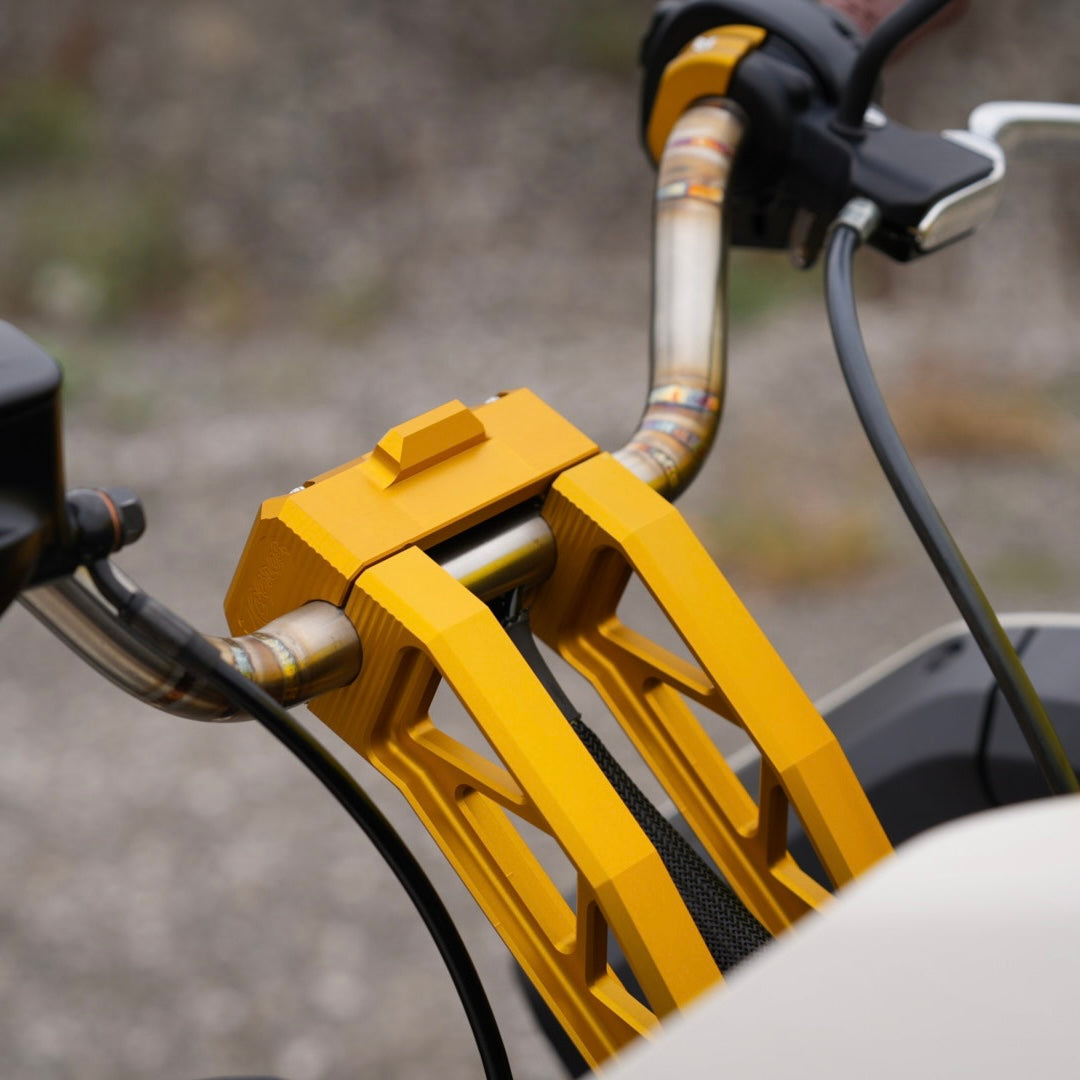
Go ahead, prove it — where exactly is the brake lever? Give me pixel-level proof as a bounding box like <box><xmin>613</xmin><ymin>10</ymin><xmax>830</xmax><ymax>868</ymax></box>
<box><xmin>969</xmin><ymin>100</ymin><xmax>1080</xmax><ymax>151</ymax></box>
<box><xmin>915</xmin><ymin>101</ymin><xmax>1080</xmax><ymax>254</ymax></box>
<box><xmin>641</xmin><ymin>3</ymin><xmax>1078</xmax><ymax>266</ymax></box>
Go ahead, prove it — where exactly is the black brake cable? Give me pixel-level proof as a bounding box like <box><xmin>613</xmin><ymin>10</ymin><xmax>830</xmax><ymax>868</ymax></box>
<box><xmin>834</xmin><ymin>0</ymin><xmax>955</xmax><ymax>132</ymax></box>
<box><xmin>87</xmin><ymin>558</ymin><xmax>513</xmax><ymax>1080</ymax></box>
<box><xmin>824</xmin><ymin>200</ymin><xmax>1079</xmax><ymax>796</ymax></box>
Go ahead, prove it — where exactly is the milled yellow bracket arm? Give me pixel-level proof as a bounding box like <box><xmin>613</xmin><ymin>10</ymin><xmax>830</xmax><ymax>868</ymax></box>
<box><xmin>309</xmin><ymin>547</ymin><xmax>719</xmax><ymax>1067</ymax></box>
<box><xmin>531</xmin><ymin>453</ymin><xmax>892</xmax><ymax>934</ymax></box>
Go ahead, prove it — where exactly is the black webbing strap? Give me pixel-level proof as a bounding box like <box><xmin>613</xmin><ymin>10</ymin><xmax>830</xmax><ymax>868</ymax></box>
<box><xmin>505</xmin><ymin>611</ymin><xmax>771</xmax><ymax>975</ymax></box>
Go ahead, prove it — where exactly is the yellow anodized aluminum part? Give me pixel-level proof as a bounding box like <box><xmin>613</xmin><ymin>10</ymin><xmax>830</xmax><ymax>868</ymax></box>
<box><xmin>225</xmin><ymin>389</ymin><xmax>724</xmax><ymax>1066</ymax></box>
<box><xmin>224</xmin><ymin>390</ymin><xmax>892</xmax><ymax>1067</ymax></box>
<box><xmin>308</xmin><ymin>546</ymin><xmax>721</xmax><ymax>1069</ymax></box>
<box><xmin>530</xmin><ymin>453</ymin><xmax>893</xmax><ymax>934</ymax></box>
<box><xmin>646</xmin><ymin>24</ymin><xmax>767</xmax><ymax>163</ymax></box>
<box><xmin>224</xmin><ymin>389</ymin><xmax>597</xmax><ymax>634</ymax></box>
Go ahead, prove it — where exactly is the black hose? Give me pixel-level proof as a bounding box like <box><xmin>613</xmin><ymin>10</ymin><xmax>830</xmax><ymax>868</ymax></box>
<box><xmin>88</xmin><ymin>559</ymin><xmax>514</xmax><ymax>1080</ymax></box>
<box><xmin>835</xmin><ymin>0</ymin><xmax>955</xmax><ymax>132</ymax></box>
<box><xmin>824</xmin><ymin>220</ymin><xmax>1079</xmax><ymax>796</ymax></box>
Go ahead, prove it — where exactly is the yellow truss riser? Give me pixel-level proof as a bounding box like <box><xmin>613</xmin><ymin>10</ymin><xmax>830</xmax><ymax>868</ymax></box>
<box><xmin>531</xmin><ymin>454</ymin><xmax>893</xmax><ymax>933</ymax></box>
<box><xmin>310</xmin><ymin>547</ymin><xmax>719</xmax><ymax>1065</ymax></box>
<box><xmin>226</xmin><ymin>392</ymin><xmax>893</xmax><ymax>1069</ymax></box>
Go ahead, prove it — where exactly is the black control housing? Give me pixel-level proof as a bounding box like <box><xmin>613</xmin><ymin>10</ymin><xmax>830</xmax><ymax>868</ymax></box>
<box><xmin>0</xmin><ymin>321</ymin><xmax>66</xmax><ymax>612</ymax></box>
<box><xmin>641</xmin><ymin>0</ymin><xmax>993</xmax><ymax>262</ymax></box>
<box><xmin>0</xmin><ymin>323</ymin><xmax>149</xmax><ymax>609</ymax></box>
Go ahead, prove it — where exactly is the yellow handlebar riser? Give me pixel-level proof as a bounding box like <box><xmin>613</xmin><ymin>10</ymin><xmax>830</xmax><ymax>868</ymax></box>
<box><xmin>225</xmin><ymin>391</ymin><xmax>891</xmax><ymax>1068</ymax></box>
<box><xmin>530</xmin><ymin>453</ymin><xmax>892</xmax><ymax>929</ymax></box>
<box><xmin>309</xmin><ymin>545</ymin><xmax>721</xmax><ymax>1067</ymax></box>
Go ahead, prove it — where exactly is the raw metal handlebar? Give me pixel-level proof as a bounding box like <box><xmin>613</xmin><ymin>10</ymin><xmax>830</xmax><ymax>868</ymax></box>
<box><xmin>21</xmin><ymin>572</ymin><xmax>361</xmax><ymax>720</ymax></box>
<box><xmin>616</xmin><ymin>100</ymin><xmax>743</xmax><ymax>498</ymax></box>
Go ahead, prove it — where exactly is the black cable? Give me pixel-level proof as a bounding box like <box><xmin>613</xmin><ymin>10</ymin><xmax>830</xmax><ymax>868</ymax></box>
<box><xmin>504</xmin><ymin>611</ymin><xmax>771</xmax><ymax>975</ymax></box>
<box><xmin>835</xmin><ymin>0</ymin><xmax>955</xmax><ymax>132</ymax></box>
<box><xmin>974</xmin><ymin>670</ymin><xmax>1005</xmax><ymax>810</ymax></box>
<box><xmin>975</xmin><ymin>628</ymin><xmax>1037</xmax><ymax>809</ymax></box>
<box><xmin>87</xmin><ymin>559</ymin><xmax>513</xmax><ymax>1080</ymax></box>
<box><xmin>824</xmin><ymin>219</ymin><xmax>1079</xmax><ymax>796</ymax></box>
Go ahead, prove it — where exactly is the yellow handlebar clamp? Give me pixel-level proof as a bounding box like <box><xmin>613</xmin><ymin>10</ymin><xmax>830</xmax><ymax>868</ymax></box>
<box><xmin>225</xmin><ymin>390</ymin><xmax>596</xmax><ymax>632</ymax></box>
<box><xmin>645</xmin><ymin>24</ymin><xmax>766</xmax><ymax>164</ymax></box>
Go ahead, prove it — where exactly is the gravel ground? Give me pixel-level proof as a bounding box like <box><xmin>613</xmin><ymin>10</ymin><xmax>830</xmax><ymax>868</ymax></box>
<box><xmin>0</xmin><ymin>4</ymin><xmax>1078</xmax><ymax>1079</ymax></box>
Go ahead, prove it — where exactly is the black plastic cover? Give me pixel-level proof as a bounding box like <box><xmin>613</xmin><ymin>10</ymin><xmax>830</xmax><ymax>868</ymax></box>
<box><xmin>0</xmin><ymin>321</ymin><xmax>65</xmax><ymax>612</ymax></box>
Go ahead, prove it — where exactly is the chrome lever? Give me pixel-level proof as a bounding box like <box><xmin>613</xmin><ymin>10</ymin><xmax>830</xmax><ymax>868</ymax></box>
<box><xmin>914</xmin><ymin>100</ymin><xmax>1080</xmax><ymax>255</ymax></box>
<box><xmin>969</xmin><ymin>100</ymin><xmax>1080</xmax><ymax>152</ymax></box>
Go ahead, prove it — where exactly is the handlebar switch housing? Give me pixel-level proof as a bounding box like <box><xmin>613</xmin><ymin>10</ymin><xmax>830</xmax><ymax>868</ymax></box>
<box><xmin>642</xmin><ymin>0</ymin><xmax>999</xmax><ymax>263</ymax></box>
<box><xmin>0</xmin><ymin>321</ymin><xmax>148</xmax><ymax>596</ymax></box>
<box><xmin>0</xmin><ymin>321</ymin><xmax>66</xmax><ymax>609</ymax></box>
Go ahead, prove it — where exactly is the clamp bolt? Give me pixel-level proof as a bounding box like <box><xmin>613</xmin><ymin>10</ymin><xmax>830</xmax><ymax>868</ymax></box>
<box><xmin>103</xmin><ymin>486</ymin><xmax>146</xmax><ymax>548</ymax></box>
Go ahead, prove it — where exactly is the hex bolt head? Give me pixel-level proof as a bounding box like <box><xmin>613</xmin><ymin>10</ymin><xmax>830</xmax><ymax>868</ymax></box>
<box><xmin>104</xmin><ymin>486</ymin><xmax>146</xmax><ymax>547</ymax></box>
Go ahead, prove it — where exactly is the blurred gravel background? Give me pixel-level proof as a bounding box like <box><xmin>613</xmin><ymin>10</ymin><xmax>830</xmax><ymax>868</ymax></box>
<box><xmin>0</xmin><ymin>2</ymin><xmax>1077</xmax><ymax>1077</ymax></box>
